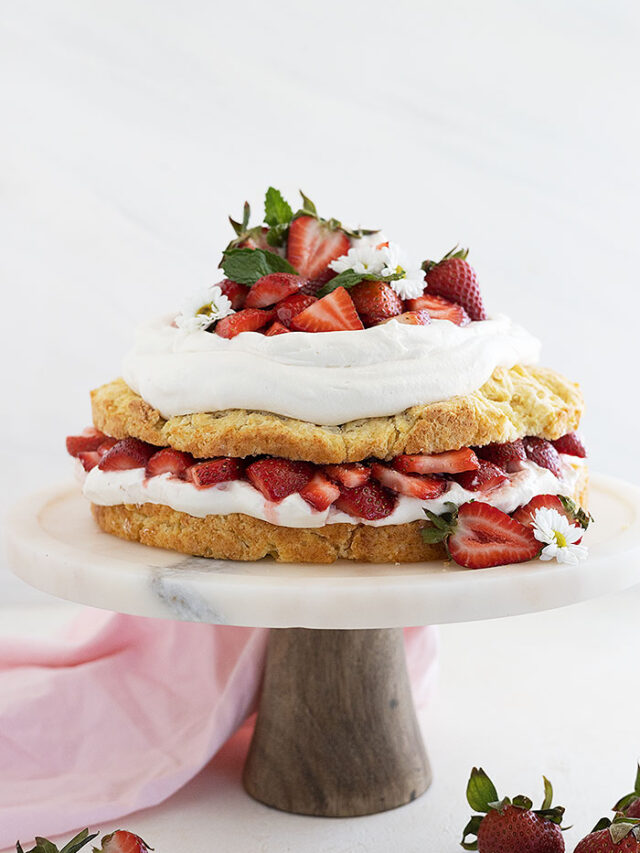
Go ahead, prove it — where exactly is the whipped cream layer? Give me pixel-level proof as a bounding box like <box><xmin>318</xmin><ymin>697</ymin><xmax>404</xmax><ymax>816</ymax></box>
<box><xmin>82</xmin><ymin>457</ymin><xmax>583</xmax><ymax>530</ymax></box>
<box><xmin>122</xmin><ymin>313</ymin><xmax>541</xmax><ymax>426</ymax></box>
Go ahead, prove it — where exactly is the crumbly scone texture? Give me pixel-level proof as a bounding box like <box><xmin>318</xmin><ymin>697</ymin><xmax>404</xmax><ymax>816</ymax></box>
<box><xmin>91</xmin><ymin>466</ymin><xmax>588</xmax><ymax>564</ymax></box>
<box><xmin>91</xmin><ymin>365</ymin><xmax>584</xmax><ymax>464</ymax></box>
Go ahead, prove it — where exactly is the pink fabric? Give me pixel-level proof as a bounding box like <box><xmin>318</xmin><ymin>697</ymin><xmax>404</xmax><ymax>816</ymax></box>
<box><xmin>0</xmin><ymin>611</ymin><xmax>438</xmax><ymax>847</ymax></box>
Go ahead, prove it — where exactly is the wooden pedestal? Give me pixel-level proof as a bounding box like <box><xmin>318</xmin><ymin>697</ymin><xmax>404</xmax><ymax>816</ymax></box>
<box><xmin>242</xmin><ymin>627</ymin><xmax>432</xmax><ymax>817</ymax></box>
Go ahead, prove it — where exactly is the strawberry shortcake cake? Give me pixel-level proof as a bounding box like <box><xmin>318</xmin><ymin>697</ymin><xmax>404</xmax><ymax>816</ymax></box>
<box><xmin>66</xmin><ymin>189</ymin><xmax>591</xmax><ymax>568</ymax></box>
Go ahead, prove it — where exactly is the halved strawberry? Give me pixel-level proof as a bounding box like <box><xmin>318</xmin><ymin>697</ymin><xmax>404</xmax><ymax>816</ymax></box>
<box><xmin>300</xmin><ymin>472</ymin><xmax>341</xmax><ymax>511</ymax></box>
<box><xmin>290</xmin><ymin>286</ymin><xmax>364</xmax><ymax>332</ymax></box>
<box><xmin>442</xmin><ymin>502</ymin><xmax>539</xmax><ymax>569</ymax></box>
<box><xmin>476</xmin><ymin>439</ymin><xmax>526</xmax><ymax>472</ymax></box>
<box><xmin>274</xmin><ymin>292</ymin><xmax>317</xmax><ymax>327</ymax></box>
<box><xmin>512</xmin><ymin>493</ymin><xmax>590</xmax><ymax>540</ymax></box>
<box><xmin>219</xmin><ymin>279</ymin><xmax>247</xmax><ymax>310</ymax></box>
<box><xmin>97</xmin><ymin>437</ymin><xmax>118</xmax><ymax>456</ymax></box>
<box><xmin>523</xmin><ymin>437</ymin><xmax>562</xmax><ymax>478</ymax></box>
<box><xmin>97</xmin><ymin>829</ymin><xmax>152</xmax><ymax>852</ymax></box>
<box><xmin>423</xmin><ymin>248</ymin><xmax>487</xmax><ymax>321</ymax></box>
<box><xmin>145</xmin><ymin>448</ymin><xmax>194</xmax><ymax>479</ymax></box>
<box><xmin>246</xmin><ymin>457</ymin><xmax>315</xmax><ymax>502</ymax></box>
<box><xmin>394</xmin><ymin>448</ymin><xmax>479</xmax><ymax>475</ymax></box>
<box><xmin>286</xmin><ymin>215</ymin><xmax>350</xmax><ymax>280</ymax></box>
<box><xmin>387</xmin><ymin>310</ymin><xmax>431</xmax><ymax>326</ymax></box>
<box><xmin>323</xmin><ymin>463</ymin><xmax>371</xmax><ymax>489</ymax></box>
<box><xmin>78</xmin><ymin>450</ymin><xmax>101</xmax><ymax>471</ymax></box>
<box><xmin>370</xmin><ymin>463</ymin><xmax>447</xmax><ymax>500</ymax></box>
<box><xmin>66</xmin><ymin>428</ymin><xmax>108</xmax><ymax>457</ymax></box>
<box><xmin>334</xmin><ymin>481</ymin><xmax>397</xmax><ymax>520</ymax></box>
<box><xmin>455</xmin><ymin>459</ymin><xmax>507</xmax><ymax>491</ymax></box>
<box><xmin>98</xmin><ymin>438</ymin><xmax>156</xmax><ymax>471</ymax></box>
<box><xmin>186</xmin><ymin>457</ymin><xmax>244</xmax><ymax>488</ymax></box>
<box><xmin>215</xmin><ymin>307</ymin><xmax>275</xmax><ymax>338</ymax></box>
<box><xmin>405</xmin><ymin>293</ymin><xmax>470</xmax><ymax>326</ymax></box>
<box><xmin>350</xmin><ymin>280</ymin><xmax>403</xmax><ymax>326</ymax></box>
<box><xmin>303</xmin><ymin>268</ymin><xmax>336</xmax><ymax>296</ymax></box>
<box><xmin>245</xmin><ymin>273</ymin><xmax>307</xmax><ymax>308</ymax></box>
<box><xmin>552</xmin><ymin>432</ymin><xmax>587</xmax><ymax>458</ymax></box>
<box><xmin>265</xmin><ymin>321</ymin><xmax>290</xmax><ymax>336</ymax></box>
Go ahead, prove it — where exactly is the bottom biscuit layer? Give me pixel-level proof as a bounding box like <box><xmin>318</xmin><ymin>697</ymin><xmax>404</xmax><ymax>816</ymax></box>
<box><xmin>91</xmin><ymin>471</ymin><xmax>588</xmax><ymax>563</ymax></box>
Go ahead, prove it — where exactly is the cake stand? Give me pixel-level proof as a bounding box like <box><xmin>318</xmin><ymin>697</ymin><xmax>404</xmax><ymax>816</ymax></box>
<box><xmin>5</xmin><ymin>473</ymin><xmax>640</xmax><ymax>818</ymax></box>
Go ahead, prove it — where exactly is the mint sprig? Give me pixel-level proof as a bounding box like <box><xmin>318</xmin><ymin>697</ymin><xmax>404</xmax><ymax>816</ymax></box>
<box><xmin>264</xmin><ymin>187</ymin><xmax>294</xmax><ymax>247</ymax></box>
<box><xmin>318</xmin><ymin>267</ymin><xmax>406</xmax><ymax>297</ymax></box>
<box><xmin>221</xmin><ymin>248</ymin><xmax>298</xmax><ymax>286</ymax></box>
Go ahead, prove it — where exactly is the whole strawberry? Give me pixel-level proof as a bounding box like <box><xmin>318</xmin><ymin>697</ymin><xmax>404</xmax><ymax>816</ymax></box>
<box><xmin>17</xmin><ymin>829</ymin><xmax>98</xmax><ymax>853</ymax></box>
<box><xmin>574</xmin><ymin>816</ymin><xmax>640</xmax><ymax>852</ymax></box>
<box><xmin>94</xmin><ymin>831</ymin><xmax>152</xmax><ymax>852</ymax></box>
<box><xmin>461</xmin><ymin>767</ymin><xmax>566</xmax><ymax>852</ymax></box>
<box><xmin>614</xmin><ymin>765</ymin><xmax>640</xmax><ymax>819</ymax></box>
<box><xmin>422</xmin><ymin>246</ymin><xmax>487</xmax><ymax>321</ymax></box>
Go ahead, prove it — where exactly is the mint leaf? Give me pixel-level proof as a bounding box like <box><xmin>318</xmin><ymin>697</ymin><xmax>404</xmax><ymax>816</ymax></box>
<box><xmin>221</xmin><ymin>248</ymin><xmax>298</xmax><ymax>285</ymax></box>
<box><xmin>318</xmin><ymin>267</ymin><xmax>408</xmax><ymax>297</ymax></box>
<box><xmin>264</xmin><ymin>188</ymin><xmax>293</xmax><ymax>228</ymax></box>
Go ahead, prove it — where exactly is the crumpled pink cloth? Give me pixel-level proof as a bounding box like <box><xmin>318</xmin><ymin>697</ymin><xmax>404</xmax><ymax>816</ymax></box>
<box><xmin>0</xmin><ymin>610</ymin><xmax>438</xmax><ymax>847</ymax></box>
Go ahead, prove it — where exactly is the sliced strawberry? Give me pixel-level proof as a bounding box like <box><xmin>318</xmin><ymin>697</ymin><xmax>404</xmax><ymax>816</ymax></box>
<box><xmin>215</xmin><ymin>307</ymin><xmax>275</xmax><ymax>338</ymax></box>
<box><xmin>350</xmin><ymin>280</ymin><xmax>403</xmax><ymax>326</ymax></box>
<box><xmin>323</xmin><ymin>463</ymin><xmax>371</xmax><ymax>489</ymax></box>
<box><xmin>286</xmin><ymin>215</ymin><xmax>350</xmax><ymax>280</ymax></box>
<box><xmin>186</xmin><ymin>457</ymin><xmax>244</xmax><ymax>488</ymax></box>
<box><xmin>77</xmin><ymin>450</ymin><xmax>101</xmax><ymax>471</ymax></box>
<box><xmin>303</xmin><ymin>268</ymin><xmax>336</xmax><ymax>296</ymax></box>
<box><xmin>98</xmin><ymin>438</ymin><xmax>156</xmax><ymax>471</ymax></box>
<box><xmin>219</xmin><ymin>279</ymin><xmax>247</xmax><ymax>310</ymax></box>
<box><xmin>334</xmin><ymin>481</ymin><xmax>397</xmax><ymax>520</ymax></box>
<box><xmin>300</xmin><ymin>472</ymin><xmax>341</xmax><ymax>511</ymax></box>
<box><xmin>476</xmin><ymin>439</ymin><xmax>526</xmax><ymax>472</ymax></box>
<box><xmin>265</xmin><ymin>321</ymin><xmax>291</xmax><ymax>336</ymax></box>
<box><xmin>405</xmin><ymin>293</ymin><xmax>470</xmax><ymax>326</ymax></box>
<box><xmin>552</xmin><ymin>432</ymin><xmax>587</xmax><ymax>458</ymax></box>
<box><xmin>394</xmin><ymin>448</ymin><xmax>479</xmax><ymax>475</ymax></box>
<box><xmin>274</xmin><ymin>292</ymin><xmax>318</xmax><ymax>327</ymax></box>
<box><xmin>370</xmin><ymin>463</ymin><xmax>447</xmax><ymax>500</ymax></box>
<box><xmin>66</xmin><ymin>428</ymin><xmax>108</xmax><ymax>457</ymax></box>
<box><xmin>98</xmin><ymin>829</ymin><xmax>152</xmax><ymax>852</ymax></box>
<box><xmin>246</xmin><ymin>457</ymin><xmax>315</xmax><ymax>502</ymax></box>
<box><xmin>447</xmin><ymin>502</ymin><xmax>540</xmax><ymax>569</ymax></box>
<box><xmin>245</xmin><ymin>273</ymin><xmax>307</xmax><ymax>308</ymax></box>
<box><xmin>145</xmin><ymin>448</ymin><xmax>194</xmax><ymax>479</ymax></box>
<box><xmin>523</xmin><ymin>437</ymin><xmax>562</xmax><ymax>478</ymax></box>
<box><xmin>455</xmin><ymin>459</ymin><xmax>508</xmax><ymax>491</ymax></box>
<box><xmin>387</xmin><ymin>310</ymin><xmax>432</xmax><ymax>326</ymax></box>
<box><xmin>97</xmin><ymin>437</ymin><xmax>118</xmax><ymax>456</ymax></box>
<box><xmin>290</xmin><ymin>286</ymin><xmax>364</xmax><ymax>333</ymax></box>
<box><xmin>512</xmin><ymin>494</ymin><xmax>572</xmax><ymax>529</ymax></box>
<box><xmin>423</xmin><ymin>249</ymin><xmax>487</xmax><ymax>321</ymax></box>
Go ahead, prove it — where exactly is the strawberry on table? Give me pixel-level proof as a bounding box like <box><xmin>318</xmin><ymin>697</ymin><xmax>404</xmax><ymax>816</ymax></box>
<box><xmin>66</xmin><ymin>428</ymin><xmax>109</xmax><ymax>457</ymax></box>
<box><xmin>476</xmin><ymin>439</ymin><xmax>527</xmax><ymax>472</ymax></box>
<box><xmin>552</xmin><ymin>432</ymin><xmax>587</xmax><ymax>458</ymax></box>
<box><xmin>186</xmin><ymin>458</ymin><xmax>244</xmax><ymax>488</ymax></box>
<box><xmin>274</xmin><ymin>292</ymin><xmax>317</xmax><ymax>327</ymax></box>
<box><xmin>405</xmin><ymin>293</ymin><xmax>470</xmax><ymax>326</ymax></box>
<box><xmin>455</xmin><ymin>459</ymin><xmax>508</xmax><ymax>492</ymax></box>
<box><xmin>523</xmin><ymin>437</ymin><xmax>562</xmax><ymax>478</ymax></box>
<box><xmin>145</xmin><ymin>448</ymin><xmax>194</xmax><ymax>479</ymax></box>
<box><xmin>286</xmin><ymin>215</ymin><xmax>350</xmax><ymax>281</ymax></box>
<box><xmin>334</xmin><ymin>481</ymin><xmax>397</xmax><ymax>520</ymax></box>
<box><xmin>422</xmin><ymin>247</ymin><xmax>487</xmax><ymax>321</ymax></box>
<box><xmin>323</xmin><ymin>463</ymin><xmax>371</xmax><ymax>489</ymax></box>
<box><xmin>350</xmin><ymin>280</ymin><xmax>403</xmax><ymax>326</ymax></box>
<box><xmin>264</xmin><ymin>321</ymin><xmax>291</xmax><ymax>336</ymax></box>
<box><xmin>95</xmin><ymin>830</ymin><xmax>153</xmax><ymax>852</ymax></box>
<box><xmin>246</xmin><ymin>457</ymin><xmax>315</xmax><ymax>502</ymax></box>
<box><xmin>98</xmin><ymin>438</ymin><xmax>156</xmax><ymax>471</ymax></box>
<box><xmin>370</xmin><ymin>463</ymin><xmax>447</xmax><ymax>500</ymax></box>
<box><xmin>300</xmin><ymin>472</ymin><xmax>341</xmax><ymax>511</ymax></box>
<box><xmin>461</xmin><ymin>768</ymin><xmax>566</xmax><ymax>852</ymax></box>
<box><xmin>574</xmin><ymin>818</ymin><xmax>640</xmax><ymax>853</ymax></box>
<box><xmin>393</xmin><ymin>448</ymin><xmax>479</xmax><ymax>475</ymax></box>
<box><xmin>215</xmin><ymin>307</ymin><xmax>275</xmax><ymax>338</ymax></box>
<box><xmin>245</xmin><ymin>273</ymin><xmax>307</xmax><ymax>308</ymax></box>
<box><xmin>424</xmin><ymin>501</ymin><xmax>540</xmax><ymax>568</ymax></box>
<box><xmin>290</xmin><ymin>287</ymin><xmax>364</xmax><ymax>332</ymax></box>
<box><xmin>512</xmin><ymin>493</ymin><xmax>591</xmax><ymax>539</ymax></box>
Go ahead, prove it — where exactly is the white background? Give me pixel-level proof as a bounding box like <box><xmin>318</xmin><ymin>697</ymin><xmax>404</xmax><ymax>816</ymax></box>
<box><xmin>1</xmin><ymin>2</ymin><xmax>640</xmax><ymax>850</ymax></box>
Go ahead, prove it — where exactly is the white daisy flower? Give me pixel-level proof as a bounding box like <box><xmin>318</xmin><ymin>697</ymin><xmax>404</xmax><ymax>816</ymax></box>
<box><xmin>175</xmin><ymin>284</ymin><xmax>234</xmax><ymax>333</ymax></box>
<box><xmin>531</xmin><ymin>507</ymin><xmax>588</xmax><ymax>566</ymax></box>
<box><xmin>330</xmin><ymin>242</ymin><xmax>389</xmax><ymax>277</ymax></box>
<box><xmin>330</xmin><ymin>239</ymin><xmax>426</xmax><ymax>300</ymax></box>
<box><xmin>389</xmin><ymin>267</ymin><xmax>426</xmax><ymax>299</ymax></box>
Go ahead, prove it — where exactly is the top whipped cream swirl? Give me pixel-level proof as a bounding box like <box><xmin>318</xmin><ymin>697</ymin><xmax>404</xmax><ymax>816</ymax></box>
<box><xmin>122</xmin><ymin>313</ymin><xmax>540</xmax><ymax>426</ymax></box>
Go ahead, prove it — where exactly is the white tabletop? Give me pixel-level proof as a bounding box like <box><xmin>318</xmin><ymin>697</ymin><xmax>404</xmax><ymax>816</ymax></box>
<box><xmin>2</xmin><ymin>588</ymin><xmax>639</xmax><ymax>853</ymax></box>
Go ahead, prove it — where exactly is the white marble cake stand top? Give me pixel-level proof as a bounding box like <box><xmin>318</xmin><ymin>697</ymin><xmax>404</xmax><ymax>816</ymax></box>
<box><xmin>4</xmin><ymin>474</ymin><xmax>640</xmax><ymax>628</ymax></box>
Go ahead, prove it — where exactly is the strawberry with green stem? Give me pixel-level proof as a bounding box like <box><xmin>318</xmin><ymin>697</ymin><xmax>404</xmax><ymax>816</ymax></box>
<box><xmin>461</xmin><ymin>767</ymin><xmax>566</xmax><ymax>852</ymax></box>
<box><xmin>574</xmin><ymin>815</ymin><xmax>640</xmax><ymax>852</ymax></box>
<box><xmin>422</xmin><ymin>246</ymin><xmax>487</xmax><ymax>321</ymax></box>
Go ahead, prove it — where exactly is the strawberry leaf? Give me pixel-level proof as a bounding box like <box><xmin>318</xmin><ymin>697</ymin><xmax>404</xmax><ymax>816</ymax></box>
<box><xmin>541</xmin><ymin>776</ymin><xmax>553</xmax><ymax>811</ymax></box>
<box><xmin>61</xmin><ymin>830</ymin><xmax>99</xmax><ymax>853</ymax></box>
<box><xmin>466</xmin><ymin>767</ymin><xmax>499</xmax><ymax>813</ymax></box>
<box><xmin>298</xmin><ymin>190</ymin><xmax>317</xmax><ymax>217</ymax></box>
<box><xmin>264</xmin><ymin>188</ymin><xmax>293</xmax><ymax>228</ymax></box>
<box><xmin>512</xmin><ymin>795</ymin><xmax>533</xmax><ymax>811</ymax></box>
<box><xmin>421</xmin><ymin>503</ymin><xmax>459</xmax><ymax>544</ymax></box>
<box><xmin>221</xmin><ymin>248</ymin><xmax>298</xmax><ymax>285</ymax></box>
<box><xmin>558</xmin><ymin>495</ymin><xmax>592</xmax><ymax>530</ymax></box>
<box><xmin>460</xmin><ymin>815</ymin><xmax>483</xmax><ymax>851</ymax></box>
